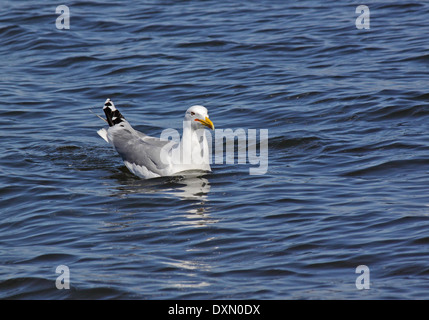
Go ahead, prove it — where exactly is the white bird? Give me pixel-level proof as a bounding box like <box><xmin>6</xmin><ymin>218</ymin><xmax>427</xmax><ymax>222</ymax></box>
<box><xmin>97</xmin><ymin>99</ymin><xmax>214</xmax><ymax>179</ymax></box>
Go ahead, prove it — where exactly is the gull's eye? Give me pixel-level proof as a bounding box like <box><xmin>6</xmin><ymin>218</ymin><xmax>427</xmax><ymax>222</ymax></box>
<box><xmin>190</xmin><ymin>111</ymin><xmax>195</xmax><ymax>116</ymax></box>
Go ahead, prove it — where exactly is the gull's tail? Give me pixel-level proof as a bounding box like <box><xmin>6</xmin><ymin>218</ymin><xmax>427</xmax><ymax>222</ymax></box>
<box><xmin>96</xmin><ymin>98</ymin><xmax>126</xmax><ymax>143</ymax></box>
<box><xmin>103</xmin><ymin>98</ymin><xmax>126</xmax><ymax>127</ymax></box>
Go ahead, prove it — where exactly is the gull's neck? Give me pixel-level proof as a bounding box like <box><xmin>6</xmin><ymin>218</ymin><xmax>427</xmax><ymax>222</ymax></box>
<box><xmin>179</xmin><ymin>121</ymin><xmax>211</xmax><ymax>172</ymax></box>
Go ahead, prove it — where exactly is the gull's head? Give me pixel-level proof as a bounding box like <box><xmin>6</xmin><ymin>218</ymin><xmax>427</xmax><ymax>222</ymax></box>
<box><xmin>185</xmin><ymin>105</ymin><xmax>214</xmax><ymax>130</ymax></box>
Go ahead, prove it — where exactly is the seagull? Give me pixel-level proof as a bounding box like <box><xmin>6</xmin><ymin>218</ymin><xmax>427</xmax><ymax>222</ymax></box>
<box><xmin>97</xmin><ymin>99</ymin><xmax>214</xmax><ymax>179</ymax></box>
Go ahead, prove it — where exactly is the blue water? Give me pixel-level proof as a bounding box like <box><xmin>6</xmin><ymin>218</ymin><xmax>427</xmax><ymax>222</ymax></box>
<box><xmin>1</xmin><ymin>0</ymin><xmax>429</xmax><ymax>299</ymax></box>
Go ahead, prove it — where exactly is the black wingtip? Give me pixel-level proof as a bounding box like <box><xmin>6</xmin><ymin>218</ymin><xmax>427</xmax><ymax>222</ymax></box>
<box><xmin>103</xmin><ymin>98</ymin><xmax>125</xmax><ymax>127</ymax></box>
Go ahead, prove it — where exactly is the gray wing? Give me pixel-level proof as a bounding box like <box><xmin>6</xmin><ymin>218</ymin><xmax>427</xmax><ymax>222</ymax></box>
<box><xmin>107</xmin><ymin>122</ymin><xmax>177</xmax><ymax>175</ymax></box>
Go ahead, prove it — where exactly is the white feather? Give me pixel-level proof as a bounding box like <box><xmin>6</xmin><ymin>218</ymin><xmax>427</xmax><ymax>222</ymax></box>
<box><xmin>97</xmin><ymin>128</ymin><xmax>109</xmax><ymax>143</ymax></box>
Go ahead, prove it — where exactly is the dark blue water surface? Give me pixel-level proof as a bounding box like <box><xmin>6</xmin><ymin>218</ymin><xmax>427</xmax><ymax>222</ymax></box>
<box><xmin>1</xmin><ymin>0</ymin><xmax>429</xmax><ymax>299</ymax></box>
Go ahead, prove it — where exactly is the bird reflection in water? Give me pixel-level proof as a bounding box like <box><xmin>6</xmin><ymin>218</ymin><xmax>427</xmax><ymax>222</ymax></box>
<box><xmin>102</xmin><ymin>170</ymin><xmax>217</xmax><ymax>290</ymax></box>
<box><xmin>161</xmin><ymin>172</ymin><xmax>217</xmax><ymax>228</ymax></box>
<box><xmin>166</xmin><ymin>170</ymin><xmax>211</xmax><ymax>201</ymax></box>
<box><xmin>108</xmin><ymin>169</ymin><xmax>209</xmax><ymax>199</ymax></box>
<box><xmin>106</xmin><ymin>169</ymin><xmax>216</xmax><ymax>227</ymax></box>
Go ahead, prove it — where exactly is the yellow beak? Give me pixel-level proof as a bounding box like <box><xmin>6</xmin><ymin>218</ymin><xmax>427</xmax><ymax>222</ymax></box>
<box><xmin>195</xmin><ymin>116</ymin><xmax>214</xmax><ymax>130</ymax></box>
